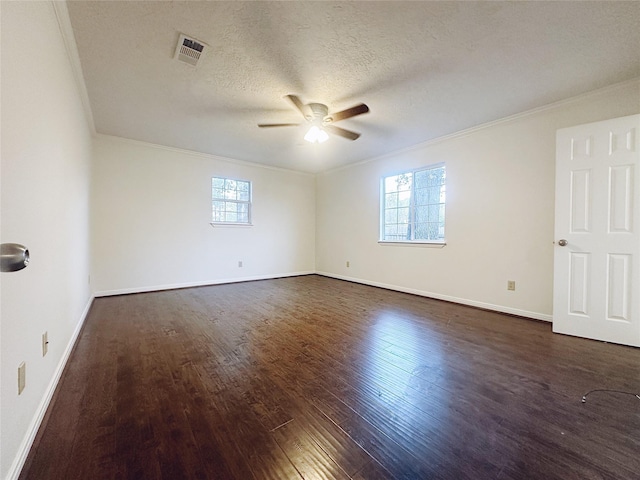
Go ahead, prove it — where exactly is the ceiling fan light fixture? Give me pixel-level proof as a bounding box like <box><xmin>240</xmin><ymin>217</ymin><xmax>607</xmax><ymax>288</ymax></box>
<box><xmin>260</xmin><ymin>95</ymin><xmax>368</xmax><ymax>143</ymax></box>
<box><xmin>317</xmin><ymin>129</ymin><xmax>329</xmax><ymax>143</ymax></box>
<box><xmin>304</xmin><ymin>125</ymin><xmax>328</xmax><ymax>143</ymax></box>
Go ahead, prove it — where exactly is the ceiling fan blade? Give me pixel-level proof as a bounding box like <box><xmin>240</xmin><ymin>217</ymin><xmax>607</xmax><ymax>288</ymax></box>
<box><xmin>258</xmin><ymin>123</ymin><xmax>301</xmax><ymax>128</ymax></box>
<box><xmin>324</xmin><ymin>125</ymin><xmax>361</xmax><ymax>141</ymax></box>
<box><xmin>329</xmin><ymin>103</ymin><xmax>369</xmax><ymax>122</ymax></box>
<box><xmin>284</xmin><ymin>94</ymin><xmax>308</xmax><ymax>118</ymax></box>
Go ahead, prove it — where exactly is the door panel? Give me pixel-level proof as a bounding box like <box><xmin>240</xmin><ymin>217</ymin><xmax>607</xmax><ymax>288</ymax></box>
<box><xmin>570</xmin><ymin>169</ymin><xmax>591</xmax><ymax>232</ymax></box>
<box><xmin>607</xmin><ymin>253</ymin><xmax>631</xmax><ymax>321</ymax></box>
<box><xmin>553</xmin><ymin>114</ymin><xmax>640</xmax><ymax>347</ymax></box>
<box><xmin>609</xmin><ymin>164</ymin><xmax>633</xmax><ymax>232</ymax></box>
<box><xmin>568</xmin><ymin>252</ymin><xmax>589</xmax><ymax>316</ymax></box>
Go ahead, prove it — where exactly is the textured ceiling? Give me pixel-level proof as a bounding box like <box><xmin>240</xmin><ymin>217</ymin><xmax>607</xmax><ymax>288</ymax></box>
<box><xmin>66</xmin><ymin>1</ymin><xmax>640</xmax><ymax>173</ymax></box>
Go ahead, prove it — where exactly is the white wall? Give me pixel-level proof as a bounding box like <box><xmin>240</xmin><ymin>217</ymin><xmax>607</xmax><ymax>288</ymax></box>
<box><xmin>0</xmin><ymin>2</ymin><xmax>637</xmax><ymax>477</ymax></box>
<box><xmin>91</xmin><ymin>136</ymin><xmax>316</xmax><ymax>295</ymax></box>
<box><xmin>0</xmin><ymin>2</ymin><xmax>93</xmax><ymax>478</ymax></box>
<box><xmin>316</xmin><ymin>80</ymin><xmax>640</xmax><ymax>320</ymax></box>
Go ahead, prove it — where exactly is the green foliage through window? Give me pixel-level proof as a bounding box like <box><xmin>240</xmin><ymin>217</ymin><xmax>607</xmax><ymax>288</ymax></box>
<box><xmin>211</xmin><ymin>177</ymin><xmax>251</xmax><ymax>224</ymax></box>
<box><xmin>381</xmin><ymin>165</ymin><xmax>445</xmax><ymax>242</ymax></box>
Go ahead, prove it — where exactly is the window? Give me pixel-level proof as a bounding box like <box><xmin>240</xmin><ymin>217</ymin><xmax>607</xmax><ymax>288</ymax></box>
<box><xmin>380</xmin><ymin>164</ymin><xmax>446</xmax><ymax>243</ymax></box>
<box><xmin>211</xmin><ymin>177</ymin><xmax>252</xmax><ymax>225</ymax></box>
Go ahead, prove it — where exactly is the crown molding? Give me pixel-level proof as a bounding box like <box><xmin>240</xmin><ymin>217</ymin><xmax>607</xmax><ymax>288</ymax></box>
<box><xmin>96</xmin><ymin>134</ymin><xmax>315</xmax><ymax>177</ymax></box>
<box><xmin>321</xmin><ymin>76</ymin><xmax>640</xmax><ymax>176</ymax></box>
<box><xmin>52</xmin><ymin>0</ymin><xmax>96</xmax><ymax>135</ymax></box>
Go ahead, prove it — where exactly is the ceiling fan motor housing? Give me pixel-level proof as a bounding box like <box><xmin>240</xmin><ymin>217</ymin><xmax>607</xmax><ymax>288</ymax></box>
<box><xmin>307</xmin><ymin>103</ymin><xmax>330</xmax><ymax>122</ymax></box>
<box><xmin>259</xmin><ymin>94</ymin><xmax>367</xmax><ymax>141</ymax></box>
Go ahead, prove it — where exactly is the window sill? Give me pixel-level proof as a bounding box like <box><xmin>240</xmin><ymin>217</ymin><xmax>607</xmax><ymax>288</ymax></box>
<box><xmin>210</xmin><ymin>222</ymin><xmax>253</xmax><ymax>228</ymax></box>
<box><xmin>378</xmin><ymin>241</ymin><xmax>446</xmax><ymax>248</ymax></box>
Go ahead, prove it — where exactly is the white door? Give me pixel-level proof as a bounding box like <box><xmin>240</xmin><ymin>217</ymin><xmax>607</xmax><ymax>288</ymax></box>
<box><xmin>553</xmin><ymin>114</ymin><xmax>640</xmax><ymax>347</ymax></box>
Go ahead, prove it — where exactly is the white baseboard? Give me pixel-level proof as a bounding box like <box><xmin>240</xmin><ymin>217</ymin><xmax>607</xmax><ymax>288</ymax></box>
<box><xmin>95</xmin><ymin>270</ymin><xmax>551</xmax><ymax>322</ymax></box>
<box><xmin>6</xmin><ymin>295</ymin><xmax>95</xmax><ymax>480</ymax></box>
<box><xmin>93</xmin><ymin>271</ymin><xmax>316</xmax><ymax>297</ymax></box>
<box><xmin>316</xmin><ymin>271</ymin><xmax>552</xmax><ymax>322</ymax></box>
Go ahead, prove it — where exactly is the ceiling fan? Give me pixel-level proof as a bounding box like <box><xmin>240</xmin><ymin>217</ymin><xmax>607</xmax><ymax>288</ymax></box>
<box><xmin>258</xmin><ymin>94</ymin><xmax>369</xmax><ymax>142</ymax></box>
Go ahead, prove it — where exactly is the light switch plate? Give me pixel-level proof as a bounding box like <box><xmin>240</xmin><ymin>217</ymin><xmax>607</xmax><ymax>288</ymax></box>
<box><xmin>18</xmin><ymin>362</ymin><xmax>26</xmax><ymax>394</ymax></box>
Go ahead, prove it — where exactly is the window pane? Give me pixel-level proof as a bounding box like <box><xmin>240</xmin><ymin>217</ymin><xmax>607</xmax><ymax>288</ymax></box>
<box><xmin>385</xmin><ymin>208</ymin><xmax>398</xmax><ymax>224</ymax></box>
<box><xmin>414</xmin><ymin>169</ymin><xmax>443</xmax><ymax>195</ymax></box>
<box><xmin>237</xmin><ymin>203</ymin><xmax>249</xmax><ymax>223</ymax></box>
<box><xmin>386</xmin><ymin>173</ymin><xmax>412</xmax><ymax>193</ymax></box>
<box><xmin>385</xmin><ymin>176</ymin><xmax>399</xmax><ymax>193</ymax></box>
<box><xmin>414</xmin><ymin>187</ymin><xmax>428</xmax><ymax>206</ymax></box>
<box><xmin>415</xmin><ymin>205</ymin><xmax>427</xmax><ymax>223</ymax></box>
<box><xmin>385</xmin><ymin>193</ymin><xmax>398</xmax><ymax>209</ymax></box>
<box><xmin>414</xmin><ymin>169</ymin><xmax>429</xmax><ymax>189</ymax></box>
<box><xmin>428</xmin><ymin>205</ymin><xmax>440</xmax><ymax>221</ymax></box>
<box><xmin>212</xmin><ymin>177</ymin><xmax>252</xmax><ymax>224</ymax></box>
<box><xmin>237</xmin><ymin>211</ymin><xmax>248</xmax><ymax>223</ymax></box>
<box><xmin>380</xmin><ymin>165</ymin><xmax>445</xmax><ymax>241</ymax></box>
<box><xmin>397</xmin><ymin>190</ymin><xmax>411</xmax><ymax>207</ymax></box>
<box><xmin>414</xmin><ymin>222</ymin><xmax>428</xmax><ymax>239</ymax></box>
<box><xmin>397</xmin><ymin>207</ymin><xmax>409</xmax><ymax>224</ymax></box>
<box><xmin>212</xmin><ymin>188</ymin><xmax>225</xmax><ymax>200</ymax></box>
<box><xmin>427</xmin><ymin>186</ymin><xmax>441</xmax><ymax>204</ymax></box>
<box><xmin>428</xmin><ymin>223</ymin><xmax>441</xmax><ymax>239</ymax></box>
<box><xmin>397</xmin><ymin>174</ymin><xmax>412</xmax><ymax>191</ymax></box>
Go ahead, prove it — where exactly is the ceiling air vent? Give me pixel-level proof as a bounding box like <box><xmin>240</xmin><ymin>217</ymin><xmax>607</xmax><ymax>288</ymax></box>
<box><xmin>174</xmin><ymin>33</ymin><xmax>207</xmax><ymax>67</ymax></box>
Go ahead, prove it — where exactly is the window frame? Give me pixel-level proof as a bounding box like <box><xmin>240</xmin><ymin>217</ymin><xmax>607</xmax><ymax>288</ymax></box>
<box><xmin>210</xmin><ymin>176</ymin><xmax>253</xmax><ymax>226</ymax></box>
<box><xmin>379</xmin><ymin>163</ymin><xmax>446</xmax><ymax>245</ymax></box>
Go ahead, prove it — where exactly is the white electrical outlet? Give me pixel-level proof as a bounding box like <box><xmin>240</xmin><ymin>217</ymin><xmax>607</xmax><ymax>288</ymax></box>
<box><xmin>346</xmin><ymin>261</ymin><xmax>350</xmax><ymax>267</ymax></box>
<box><xmin>507</xmin><ymin>280</ymin><xmax>516</xmax><ymax>291</ymax></box>
<box><xmin>238</xmin><ymin>261</ymin><xmax>243</xmax><ymax>267</ymax></box>
<box><xmin>42</xmin><ymin>331</ymin><xmax>48</xmax><ymax>357</ymax></box>
<box><xmin>18</xmin><ymin>362</ymin><xmax>26</xmax><ymax>395</ymax></box>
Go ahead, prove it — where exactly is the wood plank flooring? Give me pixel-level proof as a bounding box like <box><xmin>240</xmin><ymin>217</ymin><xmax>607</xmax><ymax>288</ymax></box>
<box><xmin>19</xmin><ymin>275</ymin><xmax>640</xmax><ymax>479</ymax></box>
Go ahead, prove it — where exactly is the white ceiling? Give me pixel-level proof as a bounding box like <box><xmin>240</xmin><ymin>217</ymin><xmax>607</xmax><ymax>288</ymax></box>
<box><xmin>66</xmin><ymin>1</ymin><xmax>640</xmax><ymax>173</ymax></box>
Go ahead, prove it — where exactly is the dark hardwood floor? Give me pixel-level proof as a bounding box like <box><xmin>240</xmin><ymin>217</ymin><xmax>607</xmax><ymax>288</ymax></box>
<box><xmin>20</xmin><ymin>275</ymin><xmax>640</xmax><ymax>479</ymax></box>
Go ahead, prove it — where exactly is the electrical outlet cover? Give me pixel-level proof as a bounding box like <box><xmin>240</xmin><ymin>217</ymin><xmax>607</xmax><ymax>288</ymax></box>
<box><xmin>18</xmin><ymin>362</ymin><xmax>26</xmax><ymax>394</ymax></box>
